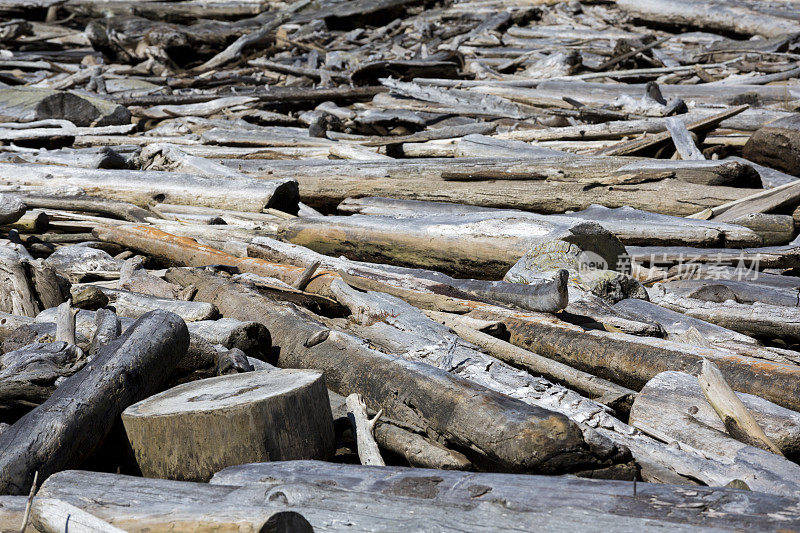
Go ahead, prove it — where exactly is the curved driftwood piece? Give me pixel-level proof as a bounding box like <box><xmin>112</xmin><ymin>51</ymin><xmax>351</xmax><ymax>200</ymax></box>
<box><xmin>347</xmin><ymin>393</ymin><xmax>385</xmax><ymax>466</ymax></box>
<box><xmin>0</xmin><ymin>310</ymin><xmax>189</xmax><ymax>495</ymax></box>
<box><xmin>699</xmin><ymin>359</ymin><xmax>783</xmax><ymax>455</ymax></box>
<box><xmin>31</xmin><ymin>498</ymin><xmax>126</xmax><ymax>533</ymax></box>
<box><xmin>0</xmin><ymin>163</ymin><xmax>299</xmax><ymax>214</ymax></box>
<box><xmin>630</xmin><ymin>371</ymin><xmax>800</xmax><ymax>495</ymax></box>
<box><xmin>21</xmin><ymin>195</ymin><xmax>153</xmax><ymax>223</ymax></box>
<box><xmin>164</xmin><ymin>267</ymin><xmax>614</xmax><ymax>475</ymax></box>
<box><xmin>35</xmin><ymin>468</ymin><xmax>800</xmax><ymax>532</ymax></box>
<box><xmin>122</xmin><ymin>369</ymin><xmax>335</xmax><ymax>481</ymax></box>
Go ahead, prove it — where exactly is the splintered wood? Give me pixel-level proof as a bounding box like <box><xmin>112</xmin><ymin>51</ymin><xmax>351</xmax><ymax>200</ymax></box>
<box><xmin>1</xmin><ymin>0</ymin><xmax>800</xmax><ymax>530</ymax></box>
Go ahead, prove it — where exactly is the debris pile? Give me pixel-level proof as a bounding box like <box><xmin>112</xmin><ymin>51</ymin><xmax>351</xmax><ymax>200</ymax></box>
<box><xmin>2</xmin><ymin>0</ymin><xmax>800</xmax><ymax>530</ymax></box>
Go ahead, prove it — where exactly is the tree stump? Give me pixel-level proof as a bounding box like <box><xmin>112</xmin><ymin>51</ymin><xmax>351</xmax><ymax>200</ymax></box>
<box><xmin>122</xmin><ymin>369</ymin><xmax>335</xmax><ymax>481</ymax></box>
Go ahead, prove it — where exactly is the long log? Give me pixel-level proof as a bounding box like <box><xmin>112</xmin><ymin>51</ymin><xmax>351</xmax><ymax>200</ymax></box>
<box><xmin>224</xmin><ymin>157</ymin><xmax>755</xmax><ymax>215</ymax></box>
<box><xmin>277</xmin><ymin>212</ymin><xmax>626</xmax><ymax>279</ymax></box>
<box><xmin>0</xmin><ymin>310</ymin><xmax>189</xmax><ymax>494</ymax></box>
<box><xmin>337</xmin><ymin>197</ymin><xmax>764</xmax><ymax>247</ymax></box>
<box><xmin>34</xmin><ymin>468</ymin><xmax>800</xmax><ymax>532</ymax></box>
<box><xmin>163</xmin><ymin>267</ymin><xmax>616</xmax><ymax>475</ymax></box>
<box><xmin>0</xmin><ymin>163</ymin><xmax>299</xmax><ymax>214</ymax></box>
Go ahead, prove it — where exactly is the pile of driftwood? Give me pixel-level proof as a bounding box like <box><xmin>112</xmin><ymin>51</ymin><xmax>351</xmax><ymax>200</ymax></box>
<box><xmin>2</xmin><ymin>0</ymin><xmax>800</xmax><ymax>530</ymax></box>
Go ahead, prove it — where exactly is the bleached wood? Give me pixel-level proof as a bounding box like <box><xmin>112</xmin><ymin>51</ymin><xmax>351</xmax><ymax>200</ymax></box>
<box><xmin>346</xmin><ymin>393</ymin><xmax>385</xmax><ymax>466</ymax></box>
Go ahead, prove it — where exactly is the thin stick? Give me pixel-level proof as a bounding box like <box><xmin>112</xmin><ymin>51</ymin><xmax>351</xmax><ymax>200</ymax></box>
<box><xmin>19</xmin><ymin>471</ymin><xmax>38</xmax><ymax>533</ymax></box>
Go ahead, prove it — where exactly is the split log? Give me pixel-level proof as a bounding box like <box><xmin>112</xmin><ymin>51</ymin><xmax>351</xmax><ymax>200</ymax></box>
<box><xmin>689</xmin><ymin>180</ymin><xmax>800</xmax><ymax>222</ymax></box>
<box><xmin>0</xmin><ymin>310</ymin><xmax>189</xmax><ymax>495</ymax></box>
<box><xmin>164</xmin><ymin>267</ymin><xmax>616</xmax><ymax>475</ymax></box>
<box><xmin>743</xmin><ymin>114</ymin><xmax>800</xmax><ymax>177</ymax></box>
<box><xmin>35</xmin><ymin>468</ymin><xmax>800</xmax><ymax>532</ymax></box>
<box><xmin>346</xmin><ymin>393</ymin><xmax>385</xmax><ymax>466</ymax></box>
<box><xmin>0</xmin><ymin>163</ymin><xmax>300</xmax><ymax>214</ymax></box>
<box><xmin>122</xmin><ymin>369</ymin><xmax>335</xmax><ymax>481</ymax></box>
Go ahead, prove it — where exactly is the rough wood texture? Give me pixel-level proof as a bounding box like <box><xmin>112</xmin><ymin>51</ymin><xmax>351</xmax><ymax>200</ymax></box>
<box><xmin>31</xmin><ymin>498</ymin><xmax>126</xmax><ymax>533</ymax></box>
<box><xmin>0</xmin><ymin>310</ymin><xmax>189</xmax><ymax>495</ymax></box>
<box><xmin>346</xmin><ymin>393</ymin><xmax>385</xmax><ymax>466</ymax></box>
<box><xmin>743</xmin><ymin>114</ymin><xmax>800</xmax><ymax>177</ymax></box>
<box><xmin>699</xmin><ymin>359</ymin><xmax>783</xmax><ymax>455</ymax></box>
<box><xmin>122</xmin><ymin>369</ymin><xmax>334</xmax><ymax>481</ymax></box>
<box><xmin>35</xmin><ymin>468</ymin><xmax>800</xmax><ymax>532</ymax></box>
<box><xmin>164</xmin><ymin>267</ymin><xmax>617</xmax><ymax>475</ymax></box>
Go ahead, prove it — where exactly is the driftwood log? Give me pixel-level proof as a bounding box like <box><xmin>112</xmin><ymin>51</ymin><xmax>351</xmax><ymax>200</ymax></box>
<box><xmin>0</xmin><ymin>310</ymin><xmax>189</xmax><ymax>494</ymax></box>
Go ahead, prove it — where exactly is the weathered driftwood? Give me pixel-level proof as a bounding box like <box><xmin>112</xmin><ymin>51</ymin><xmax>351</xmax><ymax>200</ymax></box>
<box><xmin>338</xmin><ymin>198</ymin><xmax>765</xmax><ymax>247</ymax></box>
<box><xmin>372</xmin><ymin>420</ymin><xmax>472</xmax><ymax>470</ymax></box>
<box><xmin>228</xmin><ymin>157</ymin><xmax>755</xmax><ymax>216</ymax></box>
<box><xmin>629</xmin><ymin>371</ymin><xmax>800</xmax><ymax>495</ymax></box>
<box><xmin>0</xmin><ymin>310</ymin><xmax>188</xmax><ymax>494</ymax></box>
<box><xmin>164</xmin><ymin>267</ymin><xmax>617</xmax><ymax>475</ymax></box>
<box><xmin>71</xmin><ymin>285</ymin><xmax>218</xmax><ymax>322</ymax></box>
<box><xmin>44</xmin><ymin>245</ymin><xmax>121</xmax><ymax>283</ymax></box>
<box><xmin>0</xmin><ymin>341</ymin><xmax>84</xmax><ymax>415</ymax></box>
<box><xmin>0</xmin><ymin>247</ymin><xmax>39</xmax><ymax>317</ymax></box>
<box><xmin>465</xmin><ymin>304</ymin><xmax>800</xmax><ymax>412</ymax></box>
<box><xmin>628</xmin><ymin>243</ymin><xmax>800</xmax><ymax>271</ymax></box>
<box><xmin>648</xmin><ymin>283</ymin><xmax>800</xmax><ymax>342</ymax></box>
<box><xmin>0</xmin><ymin>87</ymin><xmax>130</xmax><ymax>127</ymax></box>
<box><xmin>89</xmin><ymin>307</ymin><xmax>120</xmax><ymax>356</ymax></box>
<box><xmin>35</xmin><ymin>468</ymin><xmax>800</xmax><ymax>532</ymax></box>
<box><xmin>122</xmin><ymin>369</ymin><xmax>334</xmax><ymax>481</ymax></box>
<box><xmin>277</xmin><ymin>212</ymin><xmax>625</xmax><ymax>279</ymax></box>
<box><xmin>632</xmin><ymin>371</ymin><xmax>800</xmax><ymax>459</ymax></box>
<box><xmin>699</xmin><ymin>359</ymin><xmax>783</xmax><ymax>455</ymax></box>
<box><xmin>743</xmin><ymin>114</ymin><xmax>800</xmax><ymax>178</ymax></box>
<box><xmin>426</xmin><ymin>310</ymin><xmax>635</xmax><ymax>409</ymax></box>
<box><xmin>0</xmin><ymin>164</ymin><xmax>300</xmax><ymax>214</ymax></box>
<box><xmin>689</xmin><ymin>180</ymin><xmax>800</xmax><ymax>222</ymax></box>
<box><xmin>186</xmin><ymin>318</ymin><xmax>271</xmax><ymax>359</ymax></box>
<box><xmin>0</xmin><ymin>193</ymin><xmax>26</xmax><ymax>225</ymax></box>
<box><xmin>31</xmin><ymin>498</ymin><xmax>126</xmax><ymax>533</ymax></box>
<box><xmin>346</xmin><ymin>393</ymin><xmax>385</xmax><ymax>466</ymax></box>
